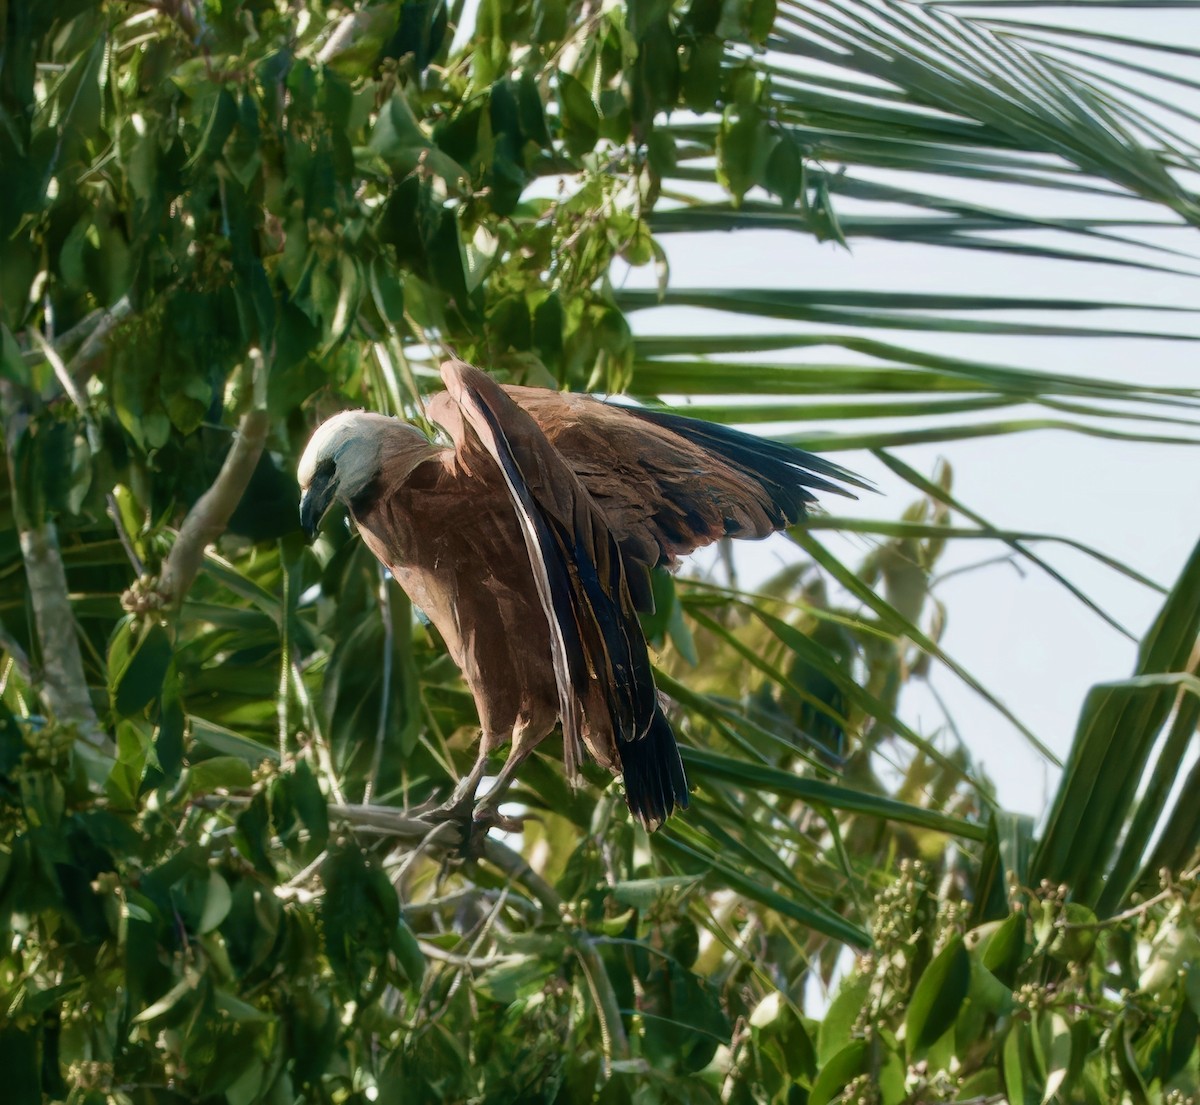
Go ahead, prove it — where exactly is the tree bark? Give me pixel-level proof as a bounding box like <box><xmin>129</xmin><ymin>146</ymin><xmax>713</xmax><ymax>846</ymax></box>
<box><xmin>1</xmin><ymin>380</ymin><xmax>109</xmax><ymax>747</ymax></box>
<box><xmin>19</xmin><ymin>522</ymin><xmax>109</xmax><ymax>747</ymax></box>
<box><xmin>159</xmin><ymin>360</ymin><xmax>270</xmax><ymax>606</ymax></box>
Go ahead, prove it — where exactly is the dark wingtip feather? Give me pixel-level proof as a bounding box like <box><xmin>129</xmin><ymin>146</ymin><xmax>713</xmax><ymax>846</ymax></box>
<box><xmin>624</xmin><ymin>405</ymin><xmax>874</xmax><ymax>499</ymax></box>
<box><xmin>619</xmin><ymin>709</ymin><xmax>690</xmax><ymax>831</ymax></box>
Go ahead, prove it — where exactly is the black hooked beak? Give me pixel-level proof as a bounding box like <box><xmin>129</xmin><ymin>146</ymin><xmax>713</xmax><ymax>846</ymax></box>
<box><xmin>300</xmin><ymin>466</ymin><xmax>336</xmax><ymax>540</ymax></box>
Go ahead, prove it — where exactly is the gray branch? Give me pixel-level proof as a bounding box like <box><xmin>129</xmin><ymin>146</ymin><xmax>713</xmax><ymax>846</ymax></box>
<box><xmin>0</xmin><ymin>382</ymin><xmax>110</xmax><ymax>748</ymax></box>
<box><xmin>159</xmin><ymin>359</ymin><xmax>270</xmax><ymax>606</ymax></box>
<box><xmin>18</xmin><ymin>523</ymin><xmax>110</xmax><ymax>748</ymax></box>
<box><xmin>20</xmin><ymin>295</ymin><xmax>132</xmax><ymax>388</ymax></box>
<box><xmin>69</xmin><ymin>295</ymin><xmax>132</xmax><ymax>386</ymax></box>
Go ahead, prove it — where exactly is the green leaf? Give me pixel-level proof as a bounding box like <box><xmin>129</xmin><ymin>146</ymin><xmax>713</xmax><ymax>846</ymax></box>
<box><xmin>1004</xmin><ymin>1022</ymin><xmax>1031</xmax><ymax>1105</ymax></box>
<box><xmin>321</xmin><ymin>843</ymin><xmax>400</xmax><ymax>997</ymax></box>
<box><xmin>906</xmin><ymin>936</ymin><xmax>971</xmax><ymax>1058</ymax></box>
<box><xmin>106</xmin><ymin>720</ymin><xmax>152</xmax><ymax>809</ymax></box>
<box><xmin>817</xmin><ymin>973</ymin><xmax>870</xmax><ymax>1063</ymax></box>
<box><xmin>978</xmin><ymin>911</ymin><xmax>1027</xmax><ymax>988</ymax></box>
<box><xmin>132</xmin><ymin>974</ymin><xmax>202</xmax><ymax>1025</ymax></box>
<box><xmin>392</xmin><ymin>916</ymin><xmax>425</xmax><ymax>987</ymax></box>
<box><xmin>638</xmin><ymin>958</ymin><xmax>731</xmax><ymax>1073</ymax></box>
<box><xmin>108</xmin><ymin>618</ymin><xmax>173</xmax><ymax>717</ymax></box>
<box><xmin>370</xmin><ymin>89</ymin><xmax>430</xmax><ymax>171</ymax></box>
<box><xmin>475</xmin><ymin>955</ymin><xmax>558</xmax><ymax>1004</ymax></box>
<box><xmin>810</xmin><ymin>1040</ymin><xmax>868</xmax><ymax>1105</ymax></box>
<box><xmin>186</xmin><ymin>87</ymin><xmax>238</xmax><ymax>167</ymax></box>
<box><xmin>190</xmin><ymin>718</ymin><xmax>280</xmax><ymax>763</ymax></box>
<box><xmin>236</xmin><ymin>791</ymin><xmax>275</xmax><ymax>878</ymax></box>
<box><xmin>1033</xmin><ymin>529</ymin><xmax>1200</xmax><ymax>911</ymax></box>
<box><xmin>155</xmin><ymin>665</ymin><xmax>185</xmax><ymax>782</ymax></box>
<box><xmin>956</xmin><ymin>1069</ymin><xmax>1003</xmax><ymax>1101</ymax></box>
<box><xmin>187</xmin><ymin>756</ymin><xmax>255</xmax><ymax>795</ymax></box>
<box><xmin>610</xmin><ymin>875</ymin><xmax>701</xmax><ymax>911</ymax></box>
<box><xmin>750</xmin><ymin>992</ymin><xmax>818</xmax><ymax>1082</ymax></box>
<box><xmin>681</xmin><ymin>742</ymin><xmax>986</xmax><ymax>840</ymax></box>
<box><xmin>557</xmin><ymin>70</ymin><xmax>599</xmax><ymax>157</ymax></box>
<box><xmin>682</xmin><ymin>35</ymin><xmax>724</xmax><ymax>113</ymax></box>
<box><xmin>717</xmin><ymin>105</ymin><xmax>777</xmax><ymax>205</ymax></box>
<box><xmin>197</xmin><ymin>870</ymin><xmax>233</xmax><ymax>934</ymax></box>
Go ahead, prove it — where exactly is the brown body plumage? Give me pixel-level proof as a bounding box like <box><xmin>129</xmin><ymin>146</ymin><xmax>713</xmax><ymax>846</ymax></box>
<box><xmin>298</xmin><ymin>360</ymin><xmax>867</xmax><ymax>830</ymax></box>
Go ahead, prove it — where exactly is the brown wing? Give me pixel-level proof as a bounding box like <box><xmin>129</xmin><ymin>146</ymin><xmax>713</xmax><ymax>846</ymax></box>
<box><xmin>490</xmin><ymin>385</ymin><xmax>869</xmax><ymax>572</ymax></box>
<box><xmin>434</xmin><ymin>361</ymin><xmax>687</xmax><ymax>827</ymax></box>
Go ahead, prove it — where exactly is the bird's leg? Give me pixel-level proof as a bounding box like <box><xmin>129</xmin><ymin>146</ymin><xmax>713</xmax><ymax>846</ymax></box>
<box><xmin>471</xmin><ymin>728</ymin><xmax>539</xmax><ymax>833</ymax></box>
<box><xmin>420</xmin><ymin>740</ymin><xmax>493</xmax><ymax>826</ymax></box>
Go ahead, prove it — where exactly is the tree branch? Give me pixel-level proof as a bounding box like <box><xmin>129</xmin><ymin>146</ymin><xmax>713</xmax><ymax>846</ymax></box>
<box><xmin>0</xmin><ymin>382</ymin><xmax>110</xmax><ymax>749</ymax></box>
<box><xmin>28</xmin><ymin>324</ymin><xmax>99</xmax><ymax>453</ymax></box>
<box><xmin>158</xmin><ymin>355</ymin><xmax>269</xmax><ymax>606</ymax></box>
<box><xmin>16</xmin><ymin>523</ymin><xmax>110</xmax><ymax>747</ymax></box>
<box><xmin>198</xmin><ymin>789</ymin><xmax>634</xmax><ymax>1064</ymax></box>
<box><xmin>322</xmin><ymin>799</ymin><xmax>632</xmax><ymax>1064</ymax></box>
<box><xmin>69</xmin><ymin>295</ymin><xmax>132</xmax><ymax>387</ymax></box>
<box><xmin>20</xmin><ymin>295</ymin><xmax>132</xmax><ymax>389</ymax></box>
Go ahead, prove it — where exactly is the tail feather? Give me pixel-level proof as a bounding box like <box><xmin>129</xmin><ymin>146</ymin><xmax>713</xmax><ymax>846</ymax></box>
<box><xmin>619</xmin><ymin>708</ymin><xmax>689</xmax><ymax>831</ymax></box>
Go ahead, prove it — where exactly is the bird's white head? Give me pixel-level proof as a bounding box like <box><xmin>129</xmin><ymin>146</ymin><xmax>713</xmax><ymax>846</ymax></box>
<box><xmin>298</xmin><ymin>410</ymin><xmax>408</xmax><ymax>538</ymax></box>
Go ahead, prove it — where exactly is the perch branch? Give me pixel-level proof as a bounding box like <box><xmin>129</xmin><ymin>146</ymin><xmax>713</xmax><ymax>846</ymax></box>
<box><xmin>331</xmin><ymin>799</ymin><xmax>631</xmax><ymax>1063</ymax></box>
<box><xmin>326</xmin><ymin>799</ymin><xmax>633</xmax><ymax>1062</ymax></box>
<box><xmin>158</xmin><ymin>353</ymin><xmax>269</xmax><ymax>606</ymax></box>
<box><xmin>196</xmin><ymin>790</ymin><xmax>633</xmax><ymax>1066</ymax></box>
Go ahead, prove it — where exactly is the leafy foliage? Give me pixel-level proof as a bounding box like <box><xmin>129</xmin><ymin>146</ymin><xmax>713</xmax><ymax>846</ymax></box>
<box><xmin>1</xmin><ymin>0</ymin><xmax>1199</xmax><ymax>1101</ymax></box>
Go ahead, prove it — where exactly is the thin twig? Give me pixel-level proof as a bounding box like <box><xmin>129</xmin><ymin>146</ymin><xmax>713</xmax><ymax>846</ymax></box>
<box><xmin>277</xmin><ymin>560</ymin><xmax>292</xmax><ymax>762</ymax></box>
<box><xmin>292</xmin><ymin>656</ymin><xmax>345</xmax><ymax>805</ymax></box>
<box><xmin>105</xmin><ymin>492</ymin><xmax>146</xmax><ymax>576</ymax></box>
<box><xmin>21</xmin><ymin>297</ymin><xmax>132</xmax><ymax>386</ymax></box>
<box><xmin>0</xmin><ymin>618</ymin><xmax>34</xmax><ymax>683</ymax></box>
<box><xmin>21</xmin><ymin>306</ymin><xmax>101</xmax><ymax>366</ymax></box>
<box><xmin>418</xmin><ymin>944</ymin><xmax>521</xmax><ymax>969</ymax></box>
<box><xmin>69</xmin><ymin>295</ymin><xmax>131</xmax><ymax>385</ymax></box>
<box><xmin>483</xmin><ymin>837</ymin><xmax>631</xmax><ymax>1065</ymax></box>
<box><xmin>1059</xmin><ymin>863</ymin><xmax>1199</xmax><ymax>930</ymax></box>
<box><xmin>364</xmin><ymin>566</ymin><xmax>394</xmax><ymax>805</ymax></box>
<box><xmin>28</xmin><ymin>326</ymin><xmax>99</xmax><ymax>453</ymax></box>
<box><xmin>400</xmin><ymin>887</ymin><xmax>538</xmax><ymax>918</ymax></box>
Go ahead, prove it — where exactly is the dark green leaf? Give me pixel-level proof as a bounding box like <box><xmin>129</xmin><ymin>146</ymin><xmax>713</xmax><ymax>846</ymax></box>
<box><xmin>906</xmin><ymin>937</ymin><xmax>971</xmax><ymax>1057</ymax></box>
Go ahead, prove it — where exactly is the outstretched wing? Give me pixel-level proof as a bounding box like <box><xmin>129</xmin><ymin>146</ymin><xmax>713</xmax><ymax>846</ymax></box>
<box><xmin>434</xmin><ymin>360</ymin><xmax>674</xmax><ymax>817</ymax></box>
<box><xmin>495</xmin><ymin>385</ymin><xmax>870</xmax><ymax>571</ymax></box>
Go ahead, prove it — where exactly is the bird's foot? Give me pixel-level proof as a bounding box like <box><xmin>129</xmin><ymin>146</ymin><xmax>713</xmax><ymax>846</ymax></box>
<box><xmin>471</xmin><ymin>803</ymin><xmax>527</xmax><ymax>837</ymax></box>
<box><xmin>417</xmin><ymin>800</ymin><xmax>527</xmax><ymax>858</ymax></box>
<box><xmin>412</xmin><ymin>797</ymin><xmax>483</xmax><ymax>858</ymax></box>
